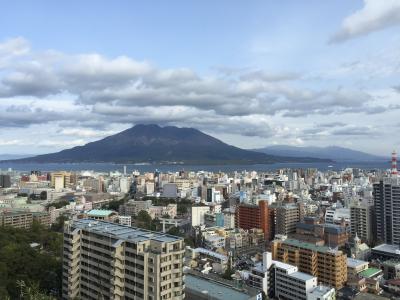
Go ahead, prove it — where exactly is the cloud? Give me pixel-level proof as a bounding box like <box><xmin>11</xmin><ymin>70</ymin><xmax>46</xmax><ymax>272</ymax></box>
<box><xmin>330</xmin><ymin>125</ymin><xmax>377</xmax><ymax>136</ymax></box>
<box><xmin>298</xmin><ymin>123</ymin><xmax>379</xmax><ymax>141</ymax></box>
<box><xmin>0</xmin><ymin>36</ymin><xmax>386</xmax><ymax>122</ymax></box>
<box><xmin>0</xmin><ymin>36</ymin><xmax>395</xmax><ymax>151</ymax></box>
<box><xmin>0</xmin><ymin>139</ymin><xmax>24</xmax><ymax>146</ymax></box>
<box><xmin>330</xmin><ymin>0</ymin><xmax>400</xmax><ymax>43</ymax></box>
<box><xmin>0</xmin><ymin>37</ymin><xmax>30</xmax><ymax>67</ymax></box>
<box><xmin>57</xmin><ymin>128</ymin><xmax>118</xmax><ymax>138</ymax></box>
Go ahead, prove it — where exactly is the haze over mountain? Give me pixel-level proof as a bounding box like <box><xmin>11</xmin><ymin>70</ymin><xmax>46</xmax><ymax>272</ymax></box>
<box><xmin>254</xmin><ymin>145</ymin><xmax>387</xmax><ymax>162</ymax></box>
<box><xmin>0</xmin><ymin>154</ymin><xmax>33</xmax><ymax>161</ymax></box>
<box><xmin>4</xmin><ymin>125</ymin><xmax>330</xmax><ymax>165</ymax></box>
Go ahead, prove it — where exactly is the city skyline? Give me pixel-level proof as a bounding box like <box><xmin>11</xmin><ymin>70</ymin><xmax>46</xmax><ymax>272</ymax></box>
<box><xmin>1</xmin><ymin>0</ymin><xmax>400</xmax><ymax>156</ymax></box>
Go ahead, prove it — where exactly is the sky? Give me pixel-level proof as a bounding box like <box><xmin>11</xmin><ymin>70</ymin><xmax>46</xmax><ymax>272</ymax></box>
<box><xmin>1</xmin><ymin>0</ymin><xmax>400</xmax><ymax>156</ymax></box>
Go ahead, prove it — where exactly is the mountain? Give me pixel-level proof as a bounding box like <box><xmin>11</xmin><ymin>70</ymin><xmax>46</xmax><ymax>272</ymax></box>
<box><xmin>0</xmin><ymin>154</ymin><xmax>33</xmax><ymax>160</ymax></box>
<box><xmin>254</xmin><ymin>145</ymin><xmax>386</xmax><ymax>162</ymax></box>
<box><xmin>4</xmin><ymin>124</ymin><xmax>330</xmax><ymax>165</ymax></box>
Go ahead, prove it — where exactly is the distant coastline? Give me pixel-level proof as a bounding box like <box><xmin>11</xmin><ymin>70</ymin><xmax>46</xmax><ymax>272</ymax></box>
<box><xmin>0</xmin><ymin>161</ymin><xmax>390</xmax><ymax>173</ymax></box>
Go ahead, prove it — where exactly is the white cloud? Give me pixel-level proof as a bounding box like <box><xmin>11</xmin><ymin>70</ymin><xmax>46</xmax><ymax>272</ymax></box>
<box><xmin>57</xmin><ymin>128</ymin><xmax>117</xmax><ymax>138</ymax></box>
<box><xmin>0</xmin><ymin>36</ymin><xmax>398</xmax><ymax>154</ymax></box>
<box><xmin>0</xmin><ymin>139</ymin><xmax>24</xmax><ymax>146</ymax></box>
<box><xmin>331</xmin><ymin>0</ymin><xmax>400</xmax><ymax>43</ymax></box>
<box><xmin>0</xmin><ymin>37</ymin><xmax>30</xmax><ymax>69</ymax></box>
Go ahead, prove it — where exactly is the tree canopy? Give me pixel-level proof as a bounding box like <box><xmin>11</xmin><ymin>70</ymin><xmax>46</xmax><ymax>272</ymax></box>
<box><xmin>0</xmin><ymin>223</ymin><xmax>63</xmax><ymax>299</ymax></box>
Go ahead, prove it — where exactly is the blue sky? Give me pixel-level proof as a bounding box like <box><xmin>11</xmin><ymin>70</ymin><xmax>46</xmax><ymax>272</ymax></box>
<box><xmin>1</xmin><ymin>0</ymin><xmax>400</xmax><ymax>156</ymax></box>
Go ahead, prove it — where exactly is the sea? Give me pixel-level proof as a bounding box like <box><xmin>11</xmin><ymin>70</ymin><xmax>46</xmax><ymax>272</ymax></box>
<box><xmin>0</xmin><ymin>161</ymin><xmax>391</xmax><ymax>174</ymax></box>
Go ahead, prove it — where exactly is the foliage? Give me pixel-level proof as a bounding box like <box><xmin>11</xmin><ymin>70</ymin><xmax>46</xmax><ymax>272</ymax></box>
<box><xmin>167</xmin><ymin>226</ymin><xmax>194</xmax><ymax>247</ymax></box>
<box><xmin>50</xmin><ymin>215</ymin><xmax>69</xmax><ymax>233</ymax></box>
<box><xmin>184</xmin><ymin>237</ymin><xmax>195</xmax><ymax>247</ymax></box>
<box><xmin>0</xmin><ymin>224</ymin><xmax>63</xmax><ymax>299</ymax></box>
<box><xmin>167</xmin><ymin>226</ymin><xmax>182</xmax><ymax>236</ymax></box>
<box><xmin>15</xmin><ymin>281</ymin><xmax>57</xmax><ymax>300</ymax></box>
<box><xmin>221</xmin><ymin>266</ymin><xmax>235</xmax><ymax>280</ymax></box>
<box><xmin>101</xmin><ymin>197</ymin><xmax>127</xmax><ymax>211</ymax></box>
<box><xmin>135</xmin><ymin>210</ymin><xmax>161</xmax><ymax>231</ymax></box>
<box><xmin>46</xmin><ymin>199</ymin><xmax>70</xmax><ymax>209</ymax></box>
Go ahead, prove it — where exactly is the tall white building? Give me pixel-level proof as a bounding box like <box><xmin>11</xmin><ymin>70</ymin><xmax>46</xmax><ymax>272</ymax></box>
<box><xmin>191</xmin><ymin>206</ymin><xmax>210</xmax><ymax>226</ymax></box>
<box><xmin>119</xmin><ymin>177</ymin><xmax>130</xmax><ymax>194</ymax></box>
<box><xmin>247</xmin><ymin>252</ymin><xmax>334</xmax><ymax>300</ymax></box>
<box><xmin>223</xmin><ymin>208</ymin><xmax>235</xmax><ymax>229</ymax></box>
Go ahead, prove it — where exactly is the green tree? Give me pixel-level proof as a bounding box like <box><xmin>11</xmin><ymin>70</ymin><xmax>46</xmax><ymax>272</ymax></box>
<box><xmin>136</xmin><ymin>210</ymin><xmax>153</xmax><ymax>230</ymax></box>
<box><xmin>101</xmin><ymin>197</ymin><xmax>126</xmax><ymax>211</ymax></box>
<box><xmin>17</xmin><ymin>281</ymin><xmax>57</xmax><ymax>300</ymax></box>
<box><xmin>0</xmin><ymin>225</ymin><xmax>62</xmax><ymax>298</ymax></box>
<box><xmin>221</xmin><ymin>266</ymin><xmax>235</xmax><ymax>280</ymax></box>
<box><xmin>167</xmin><ymin>226</ymin><xmax>182</xmax><ymax>236</ymax></box>
<box><xmin>51</xmin><ymin>215</ymin><xmax>68</xmax><ymax>233</ymax></box>
<box><xmin>46</xmin><ymin>199</ymin><xmax>69</xmax><ymax>209</ymax></box>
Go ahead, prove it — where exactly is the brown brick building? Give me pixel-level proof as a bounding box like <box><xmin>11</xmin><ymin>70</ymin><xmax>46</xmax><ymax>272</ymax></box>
<box><xmin>236</xmin><ymin>200</ymin><xmax>271</xmax><ymax>241</ymax></box>
<box><xmin>271</xmin><ymin>238</ymin><xmax>347</xmax><ymax>289</ymax></box>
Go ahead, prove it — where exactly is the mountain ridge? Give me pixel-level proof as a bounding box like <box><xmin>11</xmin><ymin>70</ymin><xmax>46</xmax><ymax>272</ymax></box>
<box><xmin>254</xmin><ymin>145</ymin><xmax>386</xmax><ymax>162</ymax></box>
<box><xmin>2</xmin><ymin>124</ymin><xmax>332</xmax><ymax>165</ymax></box>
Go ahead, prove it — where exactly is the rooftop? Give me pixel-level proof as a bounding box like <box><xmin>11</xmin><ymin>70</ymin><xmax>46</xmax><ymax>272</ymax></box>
<box><xmin>273</xmin><ymin>260</ymin><xmax>298</xmax><ymax>272</ymax></box>
<box><xmin>70</xmin><ymin>219</ymin><xmax>182</xmax><ymax>243</ymax></box>
<box><xmin>353</xmin><ymin>293</ymin><xmax>390</xmax><ymax>300</ymax></box>
<box><xmin>281</xmin><ymin>238</ymin><xmax>341</xmax><ymax>255</ymax></box>
<box><xmin>387</xmin><ymin>278</ymin><xmax>400</xmax><ymax>286</ymax></box>
<box><xmin>192</xmin><ymin>248</ymin><xmax>228</xmax><ymax>262</ymax></box>
<box><xmin>307</xmin><ymin>285</ymin><xmax>334</xmax><ymax>297</ymax></box>
<box><xmin>87</xmin><ymin>209</ymin><xmax>115</xmax><ymax>217</ymax></box>
<box><xmin>359</xmin><ymin>267</ymin><xmax>382</xmax><ymax>278</ymax></box>
<box><xmin>382</xmin><ymin>259</ymin><xmax>400</xmax><ymax>267</ymax></box>
<box><xmin>372</xmin><ymin>243</ymin><xmax>400</xmax><ymax>255</ymax></box>
<box><xmin>290</xmin><ymin>271</ymin><xmax>316</xmax><ymax>282</ymax></box>
<box><xmin>185</xmin><ymin>274</ymin><xmax>252</xmax><ymax>300</ymax></box>
<box><xmin>347</xmin><ymin>258</ymin><xmax>368</xmax><ymax>269</ymax></box>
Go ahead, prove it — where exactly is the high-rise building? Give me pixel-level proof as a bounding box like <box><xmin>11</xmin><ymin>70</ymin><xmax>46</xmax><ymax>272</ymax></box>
<box><xmin>51</xmin><ymin>171</ymin><xmax>71</xmax><ymax>191</ymax></box>
<box><xmin>271</xmin><ymin>238</ymin><xmax>347</xmax><ymax>289</ymax></box>
<box><xmin>0</xmin><ymin>174</ymin><xmax>11</xmax><ymax>188</ymax></box>
<box><xmin>350</xmin><ymin>201</ymin><xmax>375</xmax><ymax>244</ymax></box>
<box><xmin>275</xmin><ymin>202</ymin><xmax>304</xmax><ymax>235</ymax></box>
<box><xmin>236</xmin><ymin>200</ymin><xmax>271</xmax><ymax>240</ymax></box>
<box><xmin>191</xmin><ymin>206</ymin><xmax>210</xmax><ymax>226</ymax></box>
<box><xmin>62</xmin><ymin>219</ymin><xmax>185</xmax><ymax>300</ymax></box>
<box><xmin>374</xmin><ymin>177</ymin><xmax>400</xmax><ymax>245</ymax></box>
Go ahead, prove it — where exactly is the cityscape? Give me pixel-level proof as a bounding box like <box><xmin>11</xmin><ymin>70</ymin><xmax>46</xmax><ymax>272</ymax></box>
<box><xmin>1</xmin><ymin>1</ymin><xmax>400</xmax><ymax>300</ymax></box>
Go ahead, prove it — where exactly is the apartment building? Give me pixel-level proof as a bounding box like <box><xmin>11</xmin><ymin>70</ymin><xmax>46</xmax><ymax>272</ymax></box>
<box><xmin>235</xmin><ymin>200</ymin><xmax>271</xmax><ymax>240</ymax></box>
<box><xmin>0</xmin><ymin>209</ymin><xmax>50</xmax><ymax>228</ymax></box>
<box><xmin>51</xmin><ymin>171</ymin><xmax>72</xmax><ymax>191</ymax></box>
<box><xmin>62</xmin><ymin>219</ymin><xmax>185</xmax><ymax>300</ymax></box>
<box><xmin>271</xmin><ymin>238</ymin><xmax>347</xmax><ymax>289</ymax></box>
<box><xmin>0</xmin><ymin>210</ymin><xmax>33</xmax><ymax>228</ymax></box>
<box><xmin>119</xmin><ymin>200</ymin><xmax>153</xmax><ymax>216</ymax></box>
<box><xmin>373</xmin><ymin>177</ymin><xmax>400</xmax><ymax>244</ymax></box>
<box><xmin>275</xmin><ymin>202</ymin><xmax>304</xmax><ymax>235</ymax></box>
<box><xmin>247</xmin><ymin>252</ymin><xmax>334</xmax><ymax>300</ymax></box>
<box><xmin>32</xmin><ymin>211</ymin><xmax>51</xmax><ymax>227</ymax></box>
<box><xmin>350</xmin><ymin>201</ymin><xmax>375</xmax><ymax>244</ymax></box>
<box><xmin>274</xmin><ymin>261</ymin><xmax>317</xmax><ymax>300</ymax></box>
